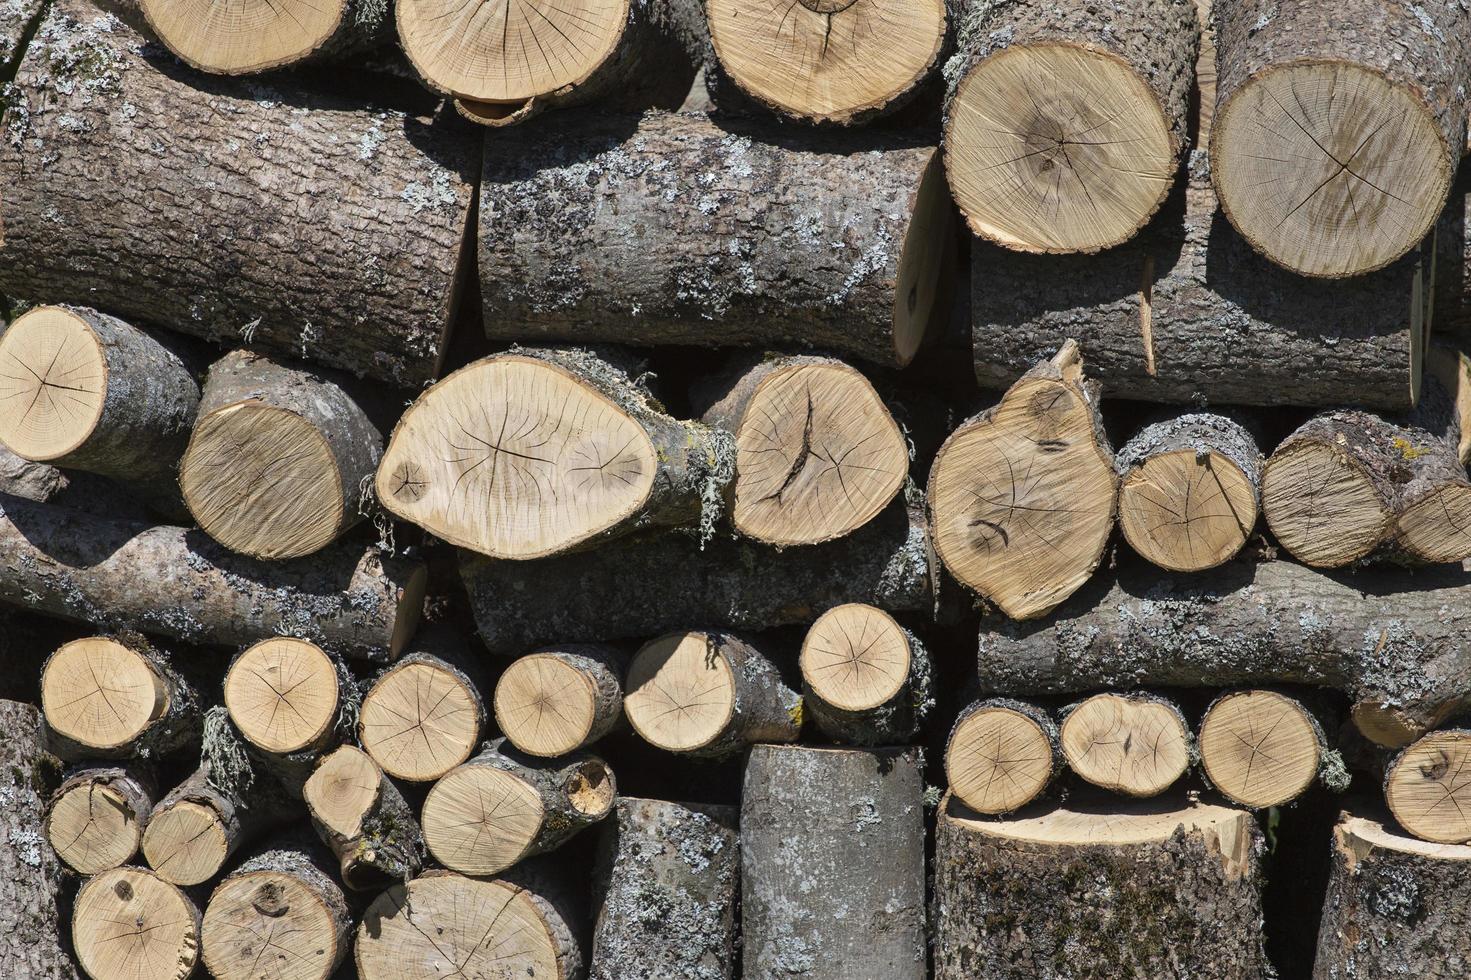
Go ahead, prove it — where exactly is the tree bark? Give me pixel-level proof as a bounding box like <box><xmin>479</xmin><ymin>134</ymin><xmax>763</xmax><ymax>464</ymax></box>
<box><xmin>1198</xmin><ymin>688</ymin><xmax>1348</xmax><ymax>809</ymax></box>
<box><xmin>181</xmin><ymin>350</ymin><xmax>382</xmax><ymax>561</ymax></box>
<box><xmin>141</xmin><ymin>0</ymin><xmax>390</xmax><ymax>74</ymax></box>
<box><xmin>359</xmin><ymin>629</ymin><xmax>487</xmax><ymax>782</ymax></box>
<box><xmin>496</xmin><ymin>645</ymin><xmax>625</xmax><ymax>758</ymax></box>
<box><xmin>72</xmin><ymin>866</ymin><xmax>200</xmax><ymax>980</ymax></box>
<box><xmin>46</xmin><ymin>764</ymin><xmax>156</xmax><ymax>876</ymax></box>
<box><xmin>1058</xmin><ymin>691</ymin><xmax>1193</xmax><ymax>798</ymax></box>
<box><xmin>0</xmin><ymin>0</ymin><xmax>479</xmax><ymax>388</ymax></box>
<box><xmin>933</xmin><ymin>792</ymin><xmax>1269</xmax><ymax>979</ymax></box>
<box><xmin>945</xmin><ymin>697</ymin><xmax>1061</xmax><ymax>815</ymax></box>
<box><xmin>972</xmin><ymin>553</ymin><xmax>1471</xmax><ymax>748</ymax></box>
<box><xmin>800</xmin><ymin>603</ymin><xmax>933</xmax><ymax>745</ymax></box>
<box><xmin>741</xmin><ymin>744</ymin><xmax>926</xmax><ymax>980</ymax></box>
<box><xmin>590</xmin><ymin>798</ymin><xmax>739</xmax><ymax>980</ymax></box>
<box><xmin>970</xmin><ymin>151</ymin><xmax>1429</xmax><ymax>408</ymax></box>
<box><xmin>0</xmin><ymin>493</ymin><xmax>425</xmax><ymax>662</ymax></box>
<box><xmin>1314</xmin><ymin>807</ymin><xmax>1471</xmax><ymax>979</ymax></box>
<box><xmin>304</xmin><ymin>744</ymin><xmax>423</xmax><ymax>891</ymax></box>
<box><xmin>479</xmin><ymin>110</ymin><xmax>956</xmax><ymax>369</ymax></box>
<box><xmin>0</xmin><ymin>699</ymin><xmax>80</xmax><ymax>979</ymax></box>
<box><xmin>943</xmin><ymin>0</ymin><xmax>1196</xmax><ymax>253</ymax></box>
<box><xmin>461</xmin><ymin>500</ymin><xmax>932</xmax><ymax>652</ymax></box>
<box><xmin>0</xmin><ymin>0</ymin><xmax>44</xmax><ymax>74</ymax></box>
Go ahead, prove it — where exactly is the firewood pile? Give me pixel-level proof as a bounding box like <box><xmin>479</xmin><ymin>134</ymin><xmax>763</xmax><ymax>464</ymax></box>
<box><xmin>2</xmin><ymin>0</ymin><xmax>1471</xmax><ymax>977</ymax></box>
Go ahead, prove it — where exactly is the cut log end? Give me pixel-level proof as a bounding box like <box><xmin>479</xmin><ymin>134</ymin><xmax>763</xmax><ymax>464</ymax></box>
<box><xmin>304</xmin><ymin>744</ymin><xmax>379</xmax><ymax>840</ymax></box>
<box><xmin>799</xmin><ymin>603</ymin><xmax>911</xmax><ymax>712</ymax></box>
<box><xmin>397</xmin><ymin>0</ymin><xmax>627</xmax><ymax>102</ymax></box>
<box><xmin>224</xmin><ymin>638</ymin><xmax>339</xmax><ymax>755</ymax></box>
<box><xmin>494</xmin><ymin>654</ymin><xmax>602</xmax><ymax>758</ymax></box>
<box><xmin>1386</xmin><ymin>729</ymin><xmax>1471</xmax><ymax>844</ymax></box>
<box><xmin>1396</xmin><ymin>485</ymin><xmax>1471</xmax><ymax>563</ymax></box>
<box><xmin>0</xmin><ymin>306</ymin><xmax>107</xmax><ymax>462</ymax></box>
<box><xmin>1059</xmin><ymin>693</ymin><xmax>1190</xmax><ymax>797</ymax></box>
<box><xmin>1261</xmin><ymin>441</ymin><xmax>1392</xmax><ymax>567</ymax></box>
<box><xmin>731</xmin><ymin>361</ymin><xmax>907</xmax><ymax>546</ymax></box>
<box><xmin>1200</xmin><ymin>690</ymin><xmax>1322</xmax><ymax>809</ymax></box>
<box><xmin>1119</xmin><ymin>449</ymin><xmax>1257</xmax><ymax>572</ymax></box>
<box><xmin>46</xmin><ymin>777</ymin><xmax>148</xmax><ymax>875</ymax></box>
<box><xmin>378</xmin><ymin>355</ymin><xmax>660</xmax><ymax>560</ymax></box>
<box><xmin>946</xmin><ymin>43</ymin><xmax>1176</xmax><ymax>253</ymax></box>
<box><xmin>202</xmin><ymin>869</ymin><xmax>345</xmax><ymax>980</ymax></box>
<box><xmin>41</xmin><ymin>637</ymin><xmax>167</xmax><ymax>752</ymax></box>
<box><xmin>705</xmin><ymin>0</ymin><xmax>947</xmax><ymax>123</ymax></box>
<box><xmin>142</xmin><ymin>800</ymin><xmax>230</xmax><ymax>886</ymax></box>
<box><xmin>180</xmin><ymin>403</ymin><xmax>347</xmax><ymax>560</ymax></box>
<box><xmin>1212</xmin><ymin>62</ymin><xmax>1451</xmax><ymax>279</ymax></box>
<box><xmin>73</xmin><ymin>867</ymin><xmax>201</xmax><ymax>980</ymax></box>
<box><xmin>140</xmin><ymin>0</ymin><xmax>350</xmax><ymax>73</ymax></box>
<box><xmin>625</xmin><ymin>632</ymin><xmax>739</xmax><ymax>753</ymax></box>
<box><xmin>946</xmin><ymin>702</ymin><xmax>1056</xmax><ymax>815</ymax></box>
<box><xmin>360</xmin><ymin>659</ymin><xmax>482</xmax><ymax>782</ymax></box>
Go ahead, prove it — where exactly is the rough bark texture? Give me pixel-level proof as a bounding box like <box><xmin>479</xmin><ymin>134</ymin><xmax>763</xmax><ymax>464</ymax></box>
<box><xmin>804</xmin><ymin>627</ymin><xmax>934</xmax><ymax>745</ymax></box>
<box><xmin>1118</xmin><ymin>413</ymin><xmax>1262</xmax><ymax>493</ymax></box>
<box><xmin>305</xmin><ymin>749</ymin><xmax>423</xmax><ymax>891</ymax></box>
<box><xmin>590</xmin><ymin>798</ymin><xmax>739</xmax><ymax>980</ymax></box>
<box><xmin>0</xmin><ymin>493</ymin><xmax>424</xmax><ymax>662</ymax></box>
<box><xmin>0</xmin><ymin>699</ymin><xmax>79</xmax><ymax>980</ymax></box>
<box><xmin>462</xmin><ymin>500</ymin><xmax>930</xmax><ymax>652</ymax></box>
<box><xmin>457</xmin><ymin>739</ymin><xmax>615</xmax><ymax>861</ymax></box>
<box><xmin>1313</xmin><ymin>808</ymin><xmax>1471</xmax><ymax>979</ymax></box>
<box><xmin>973</xmin><ymin>554</ymin><xmax>1471</xmax><ymax>748</ymax></box>
<box><xmin>0</xmin><ymin>1</ymin><xmax>479</xmax><ymax>387</ymax></box>
<box><xmin>0</xmin><ymin>443</ymin><xmax>67</xmax><ymax>502</ymax></box>
<box><xmin>970</xmin><ymin>151</ymin><xmax>1428</xmax><ymax>407</ymax></box>
<box><xmin>741</xmin><ymin>744</ymin><xmax>926</xmax><ymax>980</ymax></box>
<box><xmin>933</xmin><ymin>794</ymin><xmax>1270</xmax><ymax>979</ymax></box>
<box><xmin>479</xmin><ymin>110</ymin><xmax>951</xmax><ymax>368</ymax></box>
<box><xmin>0</xmin><ymin>0</ymin><xmax>45</xmax><ymax>74</ymax></box>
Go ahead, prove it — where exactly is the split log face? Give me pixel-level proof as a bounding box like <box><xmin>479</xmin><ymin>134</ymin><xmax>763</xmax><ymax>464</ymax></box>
<box><xmin>73</xmin><ymin>866</ymin><xmax>202</xmax><ymax>980</ymax></box>
<box><xmin>1059</xmin><ymin>692</ymin><xmax>1191</xmax><ymax>798</ymax></box>
<box><xmin>799</xmin><ymin>602</ymin><xmax>931</xmax><ymax>744</ymax></box>
<box><xmin>224</xmin><ymin>638</ymin><xmax>340</xmax><ymax>756</ymax></box>
<box><xmin>495</xmin><ymin>646</ymin><xmax>624</xmax><ymax>758</ymax></box>
<box><xmin>359</xmin><ymin>654</ymin><xmax>483</xmax><ymax>782</ymax></box>
<box><xmin>40</xmin><ymin>637</ymin><xmax>180</xmax><ymax>757</ymax></box>
<box><xmin>1199</xmin><ymin>690</ymin><xmax>1324</xmax><ymax>809</ymax></box>
<box><xmin>303</xmin><ymin>744</ymin><xmax>423</xmax><ymax>889</ymax></box>
<box><xmin>1385</xmin><ymin>729</ymin><xmax>1471</xmax><ymax>844</ymax></box>
<box><xmin>46</xmin><ymin>767</ymin><xmax>155</xmax><ymax>875</ymax></box>
<box><xmin>705</xmin><ymin>0</ymin><xmax>947</xmax><ymax>124</ymax></box>
<box><xmin>1212</xmin><ymin>0</ymin><xmax>1470</xmax><ymax>278</ymax></box>
<box><xmin>929</xmin><ymin>341</ymin><xmax>1116</xmax><ymax>619</ymax></box>
<box><xmin>944</xmin><ymin>0</ymin><xmax>1196</xmax><ymax>253</ymax></box>
<box><xmin>945</xmin><ymin>699</ymin><xmax>1059</xmax><ymax>815</ymax></box>
<box><xmin>141</xmin><ymin>0</ymin><xmax>386</xmax><ymax>73</ymax></box>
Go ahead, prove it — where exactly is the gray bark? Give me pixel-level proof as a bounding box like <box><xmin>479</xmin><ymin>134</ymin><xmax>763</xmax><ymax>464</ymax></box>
<box><xmin>306</xmin><ymin>754</ymin><xmax>423</xmax><ymax>891</ymax></box>
<box><xmin>0</xmin><ymin>0</ymin><xmax>478</xmax><ymax>387</ymax></box>
<box><xmin>1118</xmin><ymin>413</ymin><xmax>1263</xmax><ymax>492</ymax></box>
<box><xmin>970</xmin><ymin>151</ymin><xmax>1428</xmax><ymax>407</ymax></box>
<box><xmin>804</xmin><ymin>627</ymin><xmax>933</xmax><ymax>745</ymax></box>
<box><xmin>741</xmin><ymin>744</ymin><xmax>926</xmax><ymax>980</ymax></box>
<box><xmin>590</xmin><ymin>798</ymin><xmax>739</xmax><ymax>980</ymax></box>
<box><xmin>461</xmin><ymin>500</ymin><xmax>931</xmax><ymax>652</ymax></box>
<box><xmin>460</xmin><ymin>739</ymin><xmax>616</xmax><ymax>861</ymax></box>
<box><xmin>0</xmin><ymin>0</ymin><xmax>45</xmax><ymax>75</ymax></box>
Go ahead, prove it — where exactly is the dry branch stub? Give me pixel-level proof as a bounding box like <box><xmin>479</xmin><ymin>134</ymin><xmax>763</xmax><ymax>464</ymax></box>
<box><xmin>929</xmin><ymin>340</ymin><xmax>1116</xmax><ymax>620</ymax></box>
<box><xmin>1211</xmin><ymin>0</ymin><xmax>1470</xmax><ymax>278</ymax></box>
<box><xmin>303</xmin><ymin>744</ymin><xmax>423</xmax><ymax>890</ymax></box>
<box><xmin>1313</xmin><ymin>807</ymin><xmax>1471</xmax><ymax>980</ymax></box>
<box><xmin>45</xmin><ymin>765</ymin><xmax>156</xmax><ymax>876</ymax></box>
<box><xmin>933</xmin><ymin>792</ymin><xmax>1269</xmax><ymax>979</ymax></box>
<box><xmin>699</xmin><ymin>355</ymin><xmax>909</xmax><ymax>547</ymax></box>
<box><xmin>378</xmin><ymin>348</ymin><xmax>730</xmax><ymax>560</ymax></box>
<box><xmin>356</xmin><ymin>866</ymin><xmax>586</xmax><ymax>980</ymax></box>
<box><xmin>1058</xmin><ymin>692</ymin><xmax>1191</xmax><ymax>798</ymax></box>
<box><xmin>969</xmin><ymin>150</ymin><xmax>1430</xmax><ymax>409</ymax></box>
<box><xmin>1385</xmin><ymin>729</ymin><xmax>1471</xmax><ymax>844</ymax></box>
<box><xmin>0</xmin><ymin>1</ymin><xmax>478</xmax><ymax>387</ymax></box>
<box><xmin>742</xmin><ymin>744</ymin><xmax>926</xmax><ymax>980</ymax></box>
<box><xmin>479</xmin><ymin>110</ymin><xmax>956</xmax><ymax>369</ymax></box>
<box><xmin>358</xmin><ymin>645</ymin><xmax>485</xmax><ymax>783</ymax></box>
<box><xmin>1198</xmin><ymin>689</ymin><xmax>1333</xmax><ymax>809</ymax></box>
<box><xmin>72</xmin><ymin>866</ymin><xmax>202</xmax><ymax>980</ymax></box>
<box><xmin>945</xmin><ymin>698</ymin><xmax>1060</xmax><ymax>816</ymax></box>
<box><xmin>625</xmin><ymin>630</ymin><xmax>800</xmax><ymax>758</ymax></box>
<box><xmin>706</xmin><ymin>0</ymin><xmax>947</xmax><ymax>124</ymax></box>
<box><xmin>799</xmin><ymin>602</ymin><xmax>932</xmax><ymax>744</ymax></box>
<box><xmin>141</xmin><ymin>0</ymin><xmax>388</xmax><ymax>74</ymax></box>
<box><xmin>181</xmin><ymin>350</ymin><xmax>382</xmax><ymax>561</ymax></box>
<box><xmin>422</xmin><ymin>738</ymin><xmax>616</xmax><ymax>876</ymax></box>
<box><xmin>1116</xmin><ymin>413</ymin><xmax>1262</xmax><ymax>572</ymax></box>
<box><xmin>942</xmin><ymin>0</ymin><xmax>1196</xmax><ymax>253</ymax></box>
<box><xmin>591</xmin><ymin>798</ymin><xmax>739</xmax><ymax>980</ymax></box>
<box><xmin>495</xmin><ymin>645</ymin><xmax>625</xmax><ymax>758</ymax></box>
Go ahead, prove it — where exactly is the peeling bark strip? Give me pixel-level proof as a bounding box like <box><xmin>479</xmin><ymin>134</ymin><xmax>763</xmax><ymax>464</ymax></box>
<box><xmin>72</xmin><ymin>867</ymin><xmax>200</xmax><ymax>980</ymax></box>
<box><xmin>378</xmin><ymin>348</ymin><xmax>732</xmax><ymax>560</ymax></box>
<box><xmin>141</xmin><ymin>0</ymin><xmax>389</xmax><ymax>73</ymax></box>
<box><xmin>742</xmin><ymin>745</ymin><xmax>926</xmax><ymax>980</ymax></box>
<box><xmin>973</xmin><ymin>555</ymin><xmax>1471</xmax><ymax>749</ymax></box>
<box><xmin>479</xmin><ymin>110</ymin><xmax>956</xmax><ymax>368</ymax></box>
<box><xmin>707</xmin><ymin>0</ymin><xmax>948</xmax><ymax>124</ymax></box>
<box><xmin>971</xmin><ymin>151</ymin><xmax>1428</xmax><ymax>408</ymax></box>
<box><xmin>0</xmin><ymin>494</ymin><xmax>425</xmax><ymax>662</ymax></box>
<box><xmin>942</xmin><ymin>0</ymin><xmax>1196</xmax><ymax>254</ymax></box>
<box><xmin>1211</xmin><ymin>0</ymin><xmax>1471</xmax><ymax>278</ymax></box>
<box><xmin>46</xmin><ymin>765</ymin><xmax>155</xmax><ymax>876</ymax></box>
<box><xmin>933</xmin><ymin>793</ymin><xmax>1269</xmax><ymax>979</ymax></box>
<box><xmin>461</xmin><ymin>501</ymin><xmax>931</xmax><ymax>652</ymax></box>
<box><xmin>304</xmin><ymin>744</ymin><xmax>423</xmax><ymax>890</ymax></box>
<box><xmin>1314</xmin><ymin>809</ymin><xmax>1471</xmax><ymax>979</ymax></box>
<box><xmin>0</xmin><ymin>1</ymin><xmax>478</xmax><ymax>388</ymax></box>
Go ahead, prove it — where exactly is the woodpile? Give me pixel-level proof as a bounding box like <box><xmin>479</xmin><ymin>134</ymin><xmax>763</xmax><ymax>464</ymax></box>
<box><xmin>8</xmin><ymin>0</ymin><xmax>1471</xmax><ymax>977</ymax></box>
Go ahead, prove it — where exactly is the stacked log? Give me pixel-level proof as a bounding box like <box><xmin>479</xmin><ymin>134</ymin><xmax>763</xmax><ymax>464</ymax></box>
<box><xmin>1198</xmin><ymin>689</ymin><xmax>1347</xmax><ymax>809</ymax></box>
<box><xmin>495</xmin><ymin>645</ymin><xmax>626</xmax><ymax>758</ymax></box>
<box><xmin>1058</xmin><ymin>691</ymin><xmax>1192</xmax><ymax>798</ymax></box>
<box><xmin>302</xmin><ymin>744</ymin><xmax>423</xmax><ymax>890</ymax></box>
<box><xmin>799</xmin><ymin>603</ymin><xmax>933</xmax><ymax>744</ymax></box>
<box><xmin>945</xmin><ymin>698</ymin><xmax>1061</xmax><ymax>815</ymax></box>
<box><xmin>358</xmin><ymin>634</ymin><xmax>487</xmax><ymax>782</ymax></box>
<box><xmin>45</xmin><ymin>766</ymin><xmax>155</xmax><ymax>875</ymax></box>
<box><xmin>71</xmin><ymin>866</ymin><xmax>201</xmax><ymax>980</ymax></box>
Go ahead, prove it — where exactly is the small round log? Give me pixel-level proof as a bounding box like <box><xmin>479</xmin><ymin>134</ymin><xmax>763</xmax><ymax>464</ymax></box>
<box><xmin>945</xmin><ymin>697</ymin><xmax>1060</xmax><ymax>815</ymax></box>
<box><xmin>140</xmin><ymin>0</ymin><xmax>389</xmax><ymax>74</ymax></box>
<box><xmin>1385</xmin><ymin>729</ymin><xmax>1471</xmax><ymax>844</ymax></box>
<box><xmin>1058</xmin><ymin>691</ymin><xmax>1192</xmax><ymax>797</ymax></box>
<box><xmin>224</xmin><ymin>637</ymin><xmax>345</xmax><ymax>765</ymax></box>
<box><xmin>495</xmin><ymin>645</ymin><xmax>625</xmax><ymax>758</ymax></box>
<box><xmin>45</xmin><ymin>765</ymin><xmax>155</xmax><ymax>876</ymax></box>
<box><xmin>72</xmin><ymin>866</ymin><xmax>202</xmax><ymax>980</ymax></box>
<box><xmin>799</xmin><ymin>603</ymin><xmax>933</xmax><ymax>745</ymax></box>
<box><xmin>358</xmin><ymin>640</ymin><xmax>486</xmax><ymax>783</ymax></box>
<box><xmin>1198</xmin><ymin>689</ymin><xmax>1341</xmax><ymax>809</ymax></box>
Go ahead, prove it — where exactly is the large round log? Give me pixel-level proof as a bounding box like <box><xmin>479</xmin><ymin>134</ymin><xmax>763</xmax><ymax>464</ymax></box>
<box><xmin>72</xmin><ymin>866</ymin><xmax>201</xmax><ymax>980</ymax></box>
<box><xmin>1385</xmin><ymin>729</ymin><xmax>1471</xmax><ymax>844</ymax></box>
<box><xmin>45</xmin><ymin>765</ymin><xmax>155</xmax><ymax>876</ymax></box>
<box><xmin>1198</xmin><ymin>689</ymin><xmax>1346</xmax><ymax>809</ymax></box>
<box><xmin>933</xmin><ymin>792</ymin><xmax>1269</xmax><ymax>979</ymax></box>
<box><xmin>0</xmin><ymin>0</ymin><xmax>478</xmax><ymax>388</ymax></box>
<box><xmin>479</xmin><ymin>110</ymin><xmax>956</xmax><ymax>368</ymax></box>
<box><xmin>799</xmin><ymin>603</ymin><xmax>933</xmax><ymax>745</ymax></box>
<box><xmin>224</xmin><ymin>637</ymin><xmax>355</xmax><ymax>788</ymax></box>
<box><xmin>141</xmin><ymin>0</ymin><xmax>388</xmax><ymax>74</ymax></box>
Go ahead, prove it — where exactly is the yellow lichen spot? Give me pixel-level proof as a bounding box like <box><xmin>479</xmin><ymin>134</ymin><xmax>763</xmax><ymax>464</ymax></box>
<box><xmin>1393</xmin><ymin>437</ymin><xmax>1429</xmax><ymax>460</ymax></box>
<box><xmin>788</xmin><ymin>697</ymin><xmax>805</xmax><ymax>728</ymax></box>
